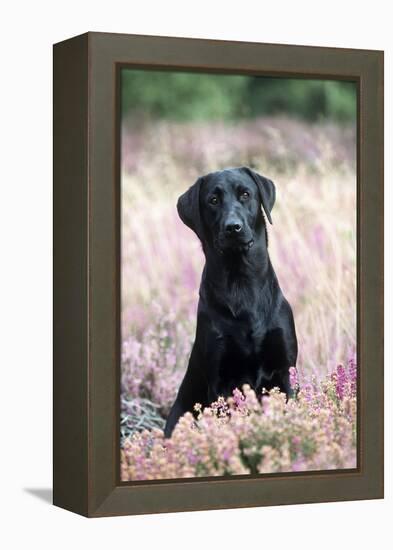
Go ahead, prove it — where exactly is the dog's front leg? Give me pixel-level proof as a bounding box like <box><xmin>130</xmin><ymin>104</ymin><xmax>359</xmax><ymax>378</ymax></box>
<box><xmin>207</xmin><ymin>384</ymin><xmax>219</xmax><ymax>404</ymax></box>
<box><xmin>164</xmin><ymin>399</ymin><xmax>188</xmax><ymax>438</ymax></box>
<box><xmin>164</xmin><ymin>346</ymin><xmax>208</xmax><ymax>438</ymax></box>
<box><xmin>204</xmin><ymin>332</ymin><xmax>225</xmax><ymax>405</ymax></box>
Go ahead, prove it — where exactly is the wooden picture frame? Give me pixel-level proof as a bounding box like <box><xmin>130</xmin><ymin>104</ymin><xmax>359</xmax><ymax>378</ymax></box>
<box><xmin>53</xmin><ymin>32</ymin><xmax>384</xmax><ymax>517</ymax></box>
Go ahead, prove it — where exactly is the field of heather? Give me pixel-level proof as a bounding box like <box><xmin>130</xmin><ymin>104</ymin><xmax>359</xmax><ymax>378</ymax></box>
<box><xmin>120</xmin><ymin>116</ymin><xmax>357</xmax><ymax>479</ymax></box>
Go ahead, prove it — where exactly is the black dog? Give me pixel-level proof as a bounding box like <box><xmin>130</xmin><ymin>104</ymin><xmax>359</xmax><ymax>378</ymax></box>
<box><xmin>164</xmin><ymin>167</ymin><xmax>297</xmax><ymax>437</ymax></box>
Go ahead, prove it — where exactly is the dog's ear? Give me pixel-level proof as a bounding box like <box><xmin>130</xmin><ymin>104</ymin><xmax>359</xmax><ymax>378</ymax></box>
<box><xmin>177</xmin><ymin>176</ymin><xmax>204</xmax><ymax>240</ymax></box>
<box><xmin>242</xmin><ymin>167</ymin><xmax>276</xmax><ymax>224</ymax></box>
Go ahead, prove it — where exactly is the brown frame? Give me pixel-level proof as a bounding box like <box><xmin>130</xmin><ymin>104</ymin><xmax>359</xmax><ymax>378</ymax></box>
<box><xmin>53</xmin><ymin>31</ymin><xmax>384</xmax><ymax>517</ymax></box>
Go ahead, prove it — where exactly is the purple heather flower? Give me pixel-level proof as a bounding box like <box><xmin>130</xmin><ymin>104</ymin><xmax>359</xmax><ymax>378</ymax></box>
<box><xmin>335</xmin><ymin>364</ymin><xmax>347</xmax><ymax>400</ymax></box>
<box><xmin>289</xmin><ymin>366</ymin><xmax>299</xmax><ymax>390</ymax></box>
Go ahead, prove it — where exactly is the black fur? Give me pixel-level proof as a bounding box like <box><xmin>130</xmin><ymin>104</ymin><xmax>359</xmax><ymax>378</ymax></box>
<box><xmin>164</xmin><ymin>167</ymin><xmax>298</xmax><ymax>437</ymax></box>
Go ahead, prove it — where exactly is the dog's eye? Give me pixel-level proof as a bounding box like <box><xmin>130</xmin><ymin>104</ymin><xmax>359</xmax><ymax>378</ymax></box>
<box><xmin>241</xmin><ymin>191</ymin><xmax>250</xmax><ymax>200</ymax></box>
<box><xmin>209</xmin><ymin>196</ymin><xmax>218</xmax><ymax>205</ymax></box>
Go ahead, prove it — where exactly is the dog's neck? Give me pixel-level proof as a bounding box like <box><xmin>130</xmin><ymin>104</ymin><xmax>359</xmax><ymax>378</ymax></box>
<box><xmin>202</xmin><ymin>224</ymin><xmax>271</xmax><ymax>288</ymax></box>
<box><xmin>200</xmin><ymin>227</ymin><xmax>273</xmax><ymax>319</ymax></box>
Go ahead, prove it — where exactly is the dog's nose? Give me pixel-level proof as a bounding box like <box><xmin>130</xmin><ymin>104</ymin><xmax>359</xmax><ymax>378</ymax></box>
<box><xmin>225</xmin><ymin>222</ymin><xmax>243</xmax><ymax>234</ymax></box>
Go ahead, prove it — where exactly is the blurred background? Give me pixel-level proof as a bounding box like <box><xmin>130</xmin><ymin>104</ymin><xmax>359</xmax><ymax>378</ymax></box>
<box><xmin>120</xmin><ymin>70</ymin><xmax>356</xmax><ymax>439</ymax></box>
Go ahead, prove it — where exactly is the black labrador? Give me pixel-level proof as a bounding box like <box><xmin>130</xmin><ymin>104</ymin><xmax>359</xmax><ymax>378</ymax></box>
<box><xmin>164</xmin><ymin>166</ymin><xmax>297</xmax><ymax>437</ymax></box>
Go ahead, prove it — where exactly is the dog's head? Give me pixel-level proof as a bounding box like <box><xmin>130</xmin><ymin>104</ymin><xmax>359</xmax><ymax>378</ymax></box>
<box><xmin>177</xmin><ymin>167</ymin><xmax>275</xmax><ymax>254</ymax></box>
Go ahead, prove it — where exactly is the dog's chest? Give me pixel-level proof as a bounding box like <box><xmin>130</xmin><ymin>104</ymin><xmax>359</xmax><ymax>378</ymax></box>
<box><xmin>208</xmin><ymin>288</ymin><xmax>263</xmax><ymax>352</ymax></box>
<box><xmin>212</xmin><ymin>315</ymin><xmax>266</xmax><ymax>395</ymax></box>
<box><xmin>210</xmin><ymin>277</ymin><xmax>272</xmax><ymax>348</ymax></box>
<box><xmin>210</xmin><ymin>289</ymin><xmax>274</xmax><ymax>391</ymax></box>
<box><xmin>221</xmin><ymin>312</ymin><xmax>265</xmax><ymax>356</ymax></box>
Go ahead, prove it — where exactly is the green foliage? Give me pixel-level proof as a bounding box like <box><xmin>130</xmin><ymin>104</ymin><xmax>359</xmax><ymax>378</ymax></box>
<box><xmin>122</xmin><ymin>71</ymin><xmax>249</xmax><ymax>121</ymax></box>
<box><xmin>324</xmin><ymin>80</ymin><xmax>357</xmax><ymax>120</ymax></box>
<box><xmin>121</xmin><ymin>70</ymin><xmax>357</xmax><ymax>123</ymax></box>
<box><xmin>245</xmin><ymin>78</ymin><xmax>357</xmax><ymax>121</ymax></box>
